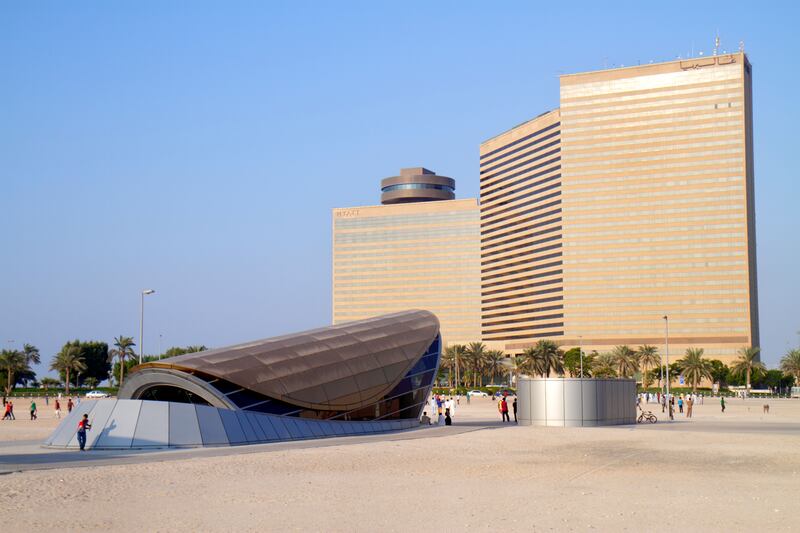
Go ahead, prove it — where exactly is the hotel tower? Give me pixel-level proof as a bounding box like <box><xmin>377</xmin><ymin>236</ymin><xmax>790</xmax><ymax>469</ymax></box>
<box><xmin>481</xmin><ymin>52</ymin><xmax>758</xmax><ymax>364</ymax></box>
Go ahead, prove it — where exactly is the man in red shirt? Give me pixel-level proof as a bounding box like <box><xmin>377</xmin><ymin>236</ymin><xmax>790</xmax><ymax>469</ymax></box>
<box><xmin>76</xmin><ymin>414</ymin><xmax>92</xmax><ymax>451</ymax></box>
<box><xmin>500</xmin><ymin>398</ymin><xmax>510</xmax><ymax>423</ymax></box>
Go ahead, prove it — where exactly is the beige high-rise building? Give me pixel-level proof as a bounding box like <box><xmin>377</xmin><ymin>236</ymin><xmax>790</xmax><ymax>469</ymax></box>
<box><xmin>332</xmin><ymin>168</ymin><xmax>481</xmax><ymax>345</ymax></box>
<box><xmin>483</xmin><ymin>52</ymin><xmax>759</xmax><ymax>365</ymax></box>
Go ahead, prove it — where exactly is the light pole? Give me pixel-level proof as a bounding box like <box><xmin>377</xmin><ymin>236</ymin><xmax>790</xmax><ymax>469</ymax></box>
<box><xmin>139</xmin><ymin>289</ymin><xmax>156</xmax><ymax>364</ymax></box>
<box><xmin>663</xmin><ymin>315</ymin><xmax>670</xmax><ymax>418</ymax></box>
<box><xmin>579</xmin><ymin>335</ymin><xmax>584</xmax><ymax>379</ymax></box>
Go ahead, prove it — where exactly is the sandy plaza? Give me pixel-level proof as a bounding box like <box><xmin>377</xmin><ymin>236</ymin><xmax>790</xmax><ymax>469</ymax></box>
<box><xmin>1</xmin><ymin>395</ymin><xmax>798</xmax><ymax>532</ymax></box>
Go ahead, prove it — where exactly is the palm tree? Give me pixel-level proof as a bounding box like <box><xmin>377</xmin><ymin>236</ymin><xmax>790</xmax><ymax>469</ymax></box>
<box><xmin>637</xmin><ymin>345</ymin><xmax>660</xmax><ymax>389</ymax></box>
<box><xmin>484</xmin><ymin>350</ymin><xmax>505</xmax><ymax>384</ymax></box>
<box><xmin>780</xmin><ymin>349</ymin><xmax>800</xmax><ymax>388</ymax></box>
<box><xmin>0</xmin><ymin>349</ymin><xmax>29</xmax><ymax>396</ymax></box>
<box><xmin>22</xmin><ymin>343</ymin><xmax>41</xmax><ymax>366</ymax></box>
<box><xmin>676</xmin><ymin>348</ymin><xmax>712</xmax><ymax>392</ymax></box>
<box><xmin>40</xmin><ymin>376</ymin><xmax>61</xmax><ymax>394</ymax></box>
<box><xmin>464</xmin><ymin>342</ymin><xmax>488</xmax><ymax>387</ymax></box>
<box><xmin>611</xmin><ymin>345</ymin><xmax>639</xmax><ymax>378</ymax></box>
<box><xmin>522</xmin><ymin>346</ymin><xmax>543</xmax><ymax>377</ymax></box>
<box><xmin>108</xmin><ymin>335</ymin><xmax>136</xmax><ymax>387</ymax></box>
<box><xmin>50</xmin><ymin>346</ymin><xmax>86</xmax><ymax>395</ymax></box>
<box><xmin>512</xmin><ymin>355</ymin><xmax>527</xmax><ymax>384</ymax></box>
<box><xmin>730</xmin><ymin>346</ymin><xmax>765</xmax><ymax>394</ymax></box>
<box><xmin>592</xmin><ymin>353</ymin><xmax>618</xmax><ymax>378</ymax></box>
<box><xmin>443</xmin><ymin>344</ymin><xmax>466</xmax><ymax>388</ymax></box>
<box><xmin>441</xmin><ymin>347</ymin><xmax>456</xmax><ymax>388</ymax></box>
<box><xmin>530</xmin><ymin>340</ymin><xmax>563</xmax><ymax>377</ymax></box>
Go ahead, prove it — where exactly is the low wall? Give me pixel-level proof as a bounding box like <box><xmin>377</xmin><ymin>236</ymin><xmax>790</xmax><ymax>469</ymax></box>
<box><xmin>517</xmin><ymin>378</ymin><xmax>636</xmax><ymax>427</ymax></box>
<box><xmin>44</xmin><ymin>399</ymin><xmax>420</xmax><ymax>450</ymax></box>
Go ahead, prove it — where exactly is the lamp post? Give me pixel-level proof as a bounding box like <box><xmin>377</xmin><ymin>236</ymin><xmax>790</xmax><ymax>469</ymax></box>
<box><xmin>579</xmin><ymin>335</ymin><xmax>584</xmax><ymax>379</ymax></box>
<box><xmin>139</xmin><ymin>289</ymin><xmax>156</xmax><ymax>364</ymax></box>
<box><xmin>663</xmin><ymin>315</ymin><xmax>670</xmax><ymax>418</ymax></box>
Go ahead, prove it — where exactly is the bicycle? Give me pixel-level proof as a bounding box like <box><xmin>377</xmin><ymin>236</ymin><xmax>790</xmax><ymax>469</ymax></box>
<box><xmin>637</xmin><ymin>410</ymin><xmax>657</xmax><ymax>424</ymax></box>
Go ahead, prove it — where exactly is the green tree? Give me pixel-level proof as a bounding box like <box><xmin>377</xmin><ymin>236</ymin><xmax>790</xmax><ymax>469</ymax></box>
<box><xmin>40</xmin><ymin>377</ymin><xmax>61</xmax><ymax>393</ymax></box>
<box><xmin>162</xmin><ymin>345</ymin><xmax>208</xmax><ymax>358</ymax></box>
<box><xmin>464</xmin><ymin>342</ymin><xmax>488</xmax><ymax>387</ymax></box>
<box><xmin>84</xmin><ymin>377</ymin><xmax>99</xmax><ymax>389</ymax></box>
<box><xmin>484</xmin><ymin>350</ymin><xmax>506</xmax><ymax>384</ymax></box>
<box><xmin>637</xmin><ymin>345</ymin><xmax>660</xmax><ymax>388</ymax></box>
<box><xmin>441</xmin><ymin>346</ymin><xmax>456</xmax><ymax>388</ymax></box>
<box><xmin>22</xmin><ymin>343</ymin><xmax>41</xmax><ymax>366</ymax></box>
<box><xmin>108</xmin><ymin>336</ymin><xmax>136</xmax><ymax>387</ymax></box>
<box><xmin>707</xmin><ymin>359</ymin><xmax>729</xmax><ymax>387</ymax></box>
<box><xmin>676</xmin><ymin>348</ymin><xmax>712</xmax><ymax>392</ymax></box>
<box><xmin>780</xmin><ymin>349</ymin><xmax>800</xmax><ymax>388</ymax></box>
<box><xmin>56</xmin><ymin>340</ymin><xmax>110</xmax><ymax>386</ymax></box>
<box><xmin>592</xmin><ymin>353</ymin><xmax>617</xmax><ymax>378</ymax></box>
<box><xmin>527</xmin><ymin>340</ymin><xmax>563</xmax><ymax>378</ymax></box>
<box><xmin>611</xmin><ymin>345</ymin><xmax>639</xmax><ymax>378</ymax></box>
<box><xmin>730</xmin><ymin>346</ymin><xmax>765</xmax><ymax>393</ymax></box>
<box><xmin>0</xmin><ymin>350</ymin><xmax>29</xmax><ymax>396</ymax></box>
<box><xmin>512</xmin><ymin>355</ymin><xmax>527</xmax><ymax>384</ymax></box>
<box><xmin>50</xmin><ymin>346</ymin><xmax>86</xmax><ymax>395</ymax></box>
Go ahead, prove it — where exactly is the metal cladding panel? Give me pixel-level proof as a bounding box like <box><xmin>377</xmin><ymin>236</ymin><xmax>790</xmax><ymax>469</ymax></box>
<box><xmin>168</xmin><ymin>402</ymin><xmax>202</xmax><ymax>446</ymax></box>
<box><xmin>531</xmin><ymin>379</ymin><xmax>547</xmax><ymax>424</ymax></box>
<box><xmin>133</xmin><ymin>310</ymin><xmax>440</xmax><ymax>411</ymax></box>
<box><xmin>253</xmin><ymin>414</ymin><xmax>280</xmax><ymax>441</ymax></box>
<box><xmin>236</xmin><ymin>411</ymin><xmax>259</xmax><ymax>442</ymax></box>
<box><xmin>218</xmin><ymin>409</ymin><xmax>246</xmax><ymax>444</ymax></box>
<box><xmin>195</xmin><ymin>405</ymin><xmax>229</xmax><ymax>446</ymax></box>
<box><xmin>517</xmin><ymin>379</ymin><xmax>531</xmax><ymax>424</ymax></box>
<box><xmin>95</xmin><ymin>400</ymin><xmax>142</xmax><ymax>449</ymax></box>
<box><xmin>581</xmin><ymin>379</ymin><xmax>598</xmax><ymax>424</ymax></box>
<box><xmin>291</xmin><ymin>418</ymin><xmax>316</xmax><ymax>439</ymax></box>
<box><xmin>563</xmin><ymin>380</ymin><xmax>583</xmax><ymax>425</ymax></box>
<box><xmin>72</xmin><ymin>400</ymin><xmax>116</xmax><ymax>449</ymax></box>
<box><xmin>47</xmin><ymin>400</ymin><xmax>97</xmax><ymax>447</ymax></box>
<box><xmin>268</xmin><ymin>416</ymin><xmax>293</xmax><ymax>440</ymax></box>
<box><xmin>544</xmin><ymin>380</ymin><xmax>564</xmax><ymax>427</ymax></box>
<box><xmin>245</xmin><ymin>412</ymin><xmax>267</xmax><ymax>441</ymax></box>
<box><xmin>132</xmin><ymin>400</ymin><xmax>169</xmax><ymax>447</ymax></box>
<box><xmin>328</xmin><ymin>421</ymin><xmax>346</xmax><ymax>435</ymax></box>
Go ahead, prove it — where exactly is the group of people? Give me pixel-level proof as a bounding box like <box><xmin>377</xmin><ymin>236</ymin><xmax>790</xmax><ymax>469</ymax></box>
<box><xmin>638</xmin><ymin>391</ymin><xmax>729</xmax><ymax>420</ymax></box>
<box><xmin>495</xmin><ymin>394</ymin><xmax>517</xmax><ymax>423</ymax></box>
<box><xmin>1</xmin><ymin>395</ymin><xmax>77</xmax><ymax>421</ymax></box>
<box><xmin>419</xmin><ymin>391</ymin><xmax>519</xmax><ymax>426</ymax></box>
<box><xmin>421</xmin><ymin>393</ymin><xmax>459</xmax><ymax>426</ymax></box>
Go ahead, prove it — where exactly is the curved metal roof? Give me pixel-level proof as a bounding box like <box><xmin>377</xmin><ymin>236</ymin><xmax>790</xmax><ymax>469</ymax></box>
<box><xmin>132</xmin><ymin>310</ymin><xmax>439</xmax><ymax>411</ymax></box>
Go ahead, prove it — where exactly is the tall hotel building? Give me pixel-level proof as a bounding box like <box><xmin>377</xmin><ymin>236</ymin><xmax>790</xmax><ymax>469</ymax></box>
<box><xmin>332</xmin><ymin>168</ymin><xmax>481</xmax><ymax>345</ymax></box>
<box><xmin>481</xmin><ymin>52</ymin><xmax>758</xmax><ymax>363</ymax></box>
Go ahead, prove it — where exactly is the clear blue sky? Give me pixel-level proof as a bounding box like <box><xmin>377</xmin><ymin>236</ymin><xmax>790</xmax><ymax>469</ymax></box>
<box><xmin>2</xmin><ymin>2</ymin><xmax>798</xmax><ymax>378</ymax></box>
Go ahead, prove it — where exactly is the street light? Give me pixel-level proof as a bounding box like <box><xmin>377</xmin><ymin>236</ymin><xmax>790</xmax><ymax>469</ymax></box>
<box><xmin>663</xmin><ymin>315</ymin><xmax>670</xmax><ymax>419</ymax></box>
<box><xmin>579</xmin><ymin>335</ymin><xmax>584</xmax><ymax>379</ymax></box>
<box><xmin>139</xmin><ymin>289</ymin><xmax>156</xmax><ymax>364</ymax></box>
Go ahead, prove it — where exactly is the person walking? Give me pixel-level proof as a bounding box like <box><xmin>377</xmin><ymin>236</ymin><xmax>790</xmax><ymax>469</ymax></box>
<box><xmin>67</xmin><ymin>398</ymin><xmax>74</xmax><ymax>414</ymax></box>
<box><xmin>7</xmin><ymin>400</ymin><xmax>14</xmax><ymax>420</ymax></box>
<box><xmin>76</xmin><ymin>414</ymin><xmax>92</xmax><ymax>451</ymax></box>
<box><xmin>686</xmin><ymin>397</ymin><xmax>693</xmax><ymax>418</ymax></box>
<box><xmin>678</xmin><ymin>396</ymin><xmax>684</xmax><ymax>414</ymax></box>
<box><xmin>720</xmin><ymin>396</ymin><xmax>726</xmax><ymax>413</ymax></box>
<box><xmin>54</xmin><ymin>398</ymin><xmax>62</xmax><ymax>419</ymax></box>
<box><xmin>512</xmin><ymin>397</ymin><xmax>518</xmax><ymax>424</ymax></box>
<box><xmin>466</xmin><ymin>390</ymin><xmax>471</xmax><ymax>405</ymax></box>
<box><xmin>2</xmin><ymin>401</ymin><xmax>11</xmax><ymax>420</ymax></box>
<box><xmin>444</xmin><ymin>408</ymin><xmax>452</xmax><ymax>426</ymax></box>
<box><xmin>661</xmin><ymin>394</ymin><xmax>666</xmax><ymax>413</ymax></box>
<box><xmin>30</xmin><ymin>400</ymin><xmax>37</xmax><ymax>421</ymax></box>
<box><xmin>500</xmin><ymin>397</ymin><xmax>510</xmax><ymax>423</ymax></box>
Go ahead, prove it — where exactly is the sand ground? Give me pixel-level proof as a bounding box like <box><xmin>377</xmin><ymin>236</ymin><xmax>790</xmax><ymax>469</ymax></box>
<box><xmin>1</xmin><ymin>395</ymin><xmax>799</xmax><ymax>532</ymax></box>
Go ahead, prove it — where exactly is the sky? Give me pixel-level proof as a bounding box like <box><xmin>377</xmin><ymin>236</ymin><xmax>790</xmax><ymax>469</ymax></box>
<box><xmin>2</xmin><ymin>1</ymin><xmax>798</xmax><ymax>379</ymax></box>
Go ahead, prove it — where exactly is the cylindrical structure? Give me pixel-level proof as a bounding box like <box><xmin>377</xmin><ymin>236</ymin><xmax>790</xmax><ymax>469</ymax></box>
<box><xmin>517</xmin><ymin>378</ymin><xmax>637</xmax><ymax>427</ymax></box>
<box><xmin>380</xmin><ymin>167</ymin><xmax>455</xmax><ymax>205</ymax></box>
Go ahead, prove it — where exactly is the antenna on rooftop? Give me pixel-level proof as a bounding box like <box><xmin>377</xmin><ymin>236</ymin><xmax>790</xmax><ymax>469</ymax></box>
<box><xmin>714</xmin><ymin>30</ymin><xmax>720</xmax><ymax>56</ymax></box>
<box><xmin>739</xmin><ymin>40</ymin><xmax>745</xmax><ymax>52</ymax></box>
